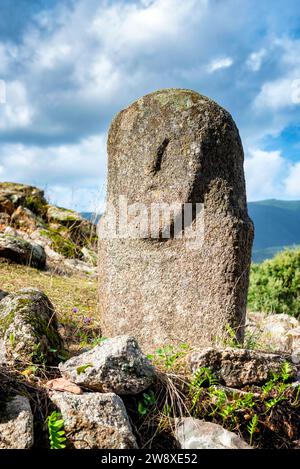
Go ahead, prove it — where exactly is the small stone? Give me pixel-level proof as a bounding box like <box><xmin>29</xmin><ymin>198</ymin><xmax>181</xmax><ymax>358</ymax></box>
<box><xmin>175</xmin><ymin>418</ymin><xmax>251</xmax><ymax>449</ymax></box>
<box><xmin>59</xmin><ymin>335</ymin><xmax>155</xmax><ymax>394</ymax></box>
<box><xmin>0</xmin><ymin>395</ymin><xmax>34</xmax><ymax>449</ymax></box>
<box><xmin>189</xmin><ymin>347</ymin><xmax>297</xmax><ymax>387</ymax></box>
<box><xmin>50</xmin><ymin>391</ymin><xmax>138</xmax><ymax>449</ymax></box>
<box><xmin>46</xmin><ymin>378</ymin><xmax>83</xmax><ymax>394</ymax></box>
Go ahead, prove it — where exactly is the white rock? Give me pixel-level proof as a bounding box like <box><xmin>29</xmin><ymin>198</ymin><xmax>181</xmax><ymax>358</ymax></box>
<box><xmin>247</xmin><ymin>312</ymin><xmax>299</xmax><ymax>353</ymax></box>
<box><xmin>175</xmin><ymin>418</ymin><xmax>251</xmax><ymax>449</ymax></box>
<box><xmin>59</xmin><ymin>335</ymin><xmax>155</xmax><ymax>394</ymax></box>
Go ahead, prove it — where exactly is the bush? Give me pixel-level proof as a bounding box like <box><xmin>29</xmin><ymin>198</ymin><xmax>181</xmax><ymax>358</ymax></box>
<box><xmin>248</xmin><ymin>248</ymin><xmax>300</xmax><ymax>317</ymax></box>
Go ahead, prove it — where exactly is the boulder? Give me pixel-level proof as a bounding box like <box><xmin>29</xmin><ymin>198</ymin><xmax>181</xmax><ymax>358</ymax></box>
<box><xmin>0</xmin><ymin>395</ymin><xmax>34</xmax><ymax>449</ymax></box>
<box><xmin>287</xmin><ymin>327</ymin><xmax>300</xmax><ymax>360</ymax></box>
<box><xmin>175</xmin><ymin>418</ymin><xmax>251</xmax><ymax>449</ymax></box>
<box><xmin>189</xmin><ymin>347</ymin><xmax>297</xmax><ymax>387</ymax></box>
<box><xmin>49</xmin><ymin>391</ymin><xmax>138</xmax><ymax>449</ymax></box>
<box><xmin>99</xmin><ymin>88</ymin><xmax>253</xmax><ymax>351</ymax></box>
<box><xmin>59</xmin><ymin>335</ymin><xmax>155</xmax><ymax>394</ymax></box>
<box><xmin>47</xmin><ymin>205</ymin><xmax>96</xmax><ymax>247</ymax></box>
<box><xmin>0</xmin><ymin>182</ymin><xmax>47</xmax><ymax>216</ymax></box>
<box><xmin>47</xmin><ymin>205</ymin><xmax>84</xmax><ymax>227</ymax></box>
<box><xmin>247</xmin><ymin>312</ymin><xmax>300</xmax><ymax>353</ymax></box>
<box><xmin>0</xmin><ymin>233</ymin><xmax>46</xmax><ymax>269</ymax></box>
<box><xmin>11</xmin><ymin>206</ymin><xmax>44</xmax><ymax>232</ymax></box>
<box><xmin>0</xmin><ymin>288</ymin><xmax>64</xmax><ymax>365</ymax></box>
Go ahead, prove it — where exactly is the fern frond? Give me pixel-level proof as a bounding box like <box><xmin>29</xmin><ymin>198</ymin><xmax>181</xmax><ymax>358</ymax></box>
<box><xmin>48</xmin><ymin>411</ymin><xmax>67</xmax><ymax>449</ymax></box>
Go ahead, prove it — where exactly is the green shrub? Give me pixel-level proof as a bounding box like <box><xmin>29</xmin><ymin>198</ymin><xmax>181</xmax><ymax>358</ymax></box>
<box><xmin>248</xmin><ymin>248</ymin><xmax>300</xmax><ymax>317</ymax></box>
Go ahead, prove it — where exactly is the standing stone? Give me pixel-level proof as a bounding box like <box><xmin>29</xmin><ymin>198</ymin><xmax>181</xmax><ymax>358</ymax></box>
<box><xmin>99</xmin><ymin>89</ymin><xmax>253</xmax><ymax>351</ymax></box>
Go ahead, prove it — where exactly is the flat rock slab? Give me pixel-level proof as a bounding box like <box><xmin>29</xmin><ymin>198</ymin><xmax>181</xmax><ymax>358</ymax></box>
<box><xmin>59</xmin><ymin>335</ymin><xmax>155</xmax><ymax>394</ymax></box>
<box><xmin>189</xmin><ymin>347</ymin><xmax>297</xmax><ymax>387</ymax></box>
<box><xmin>175</xmin><ymin>418</ymin><xmax>250</xmax><ymax>449</ymax></box>
<box><xmin>46</xmin><ymin>378</ymin><xmax>83</xmax><ymax>394</ymax></box>
<box><xmin>50</xmin><ymin>391</ymin><xmax>138</xmax><ymax>449</ymax></box>
<box><xmin>0</xmin><ymin>395</ymin><xmax>34</xmax><ymax>449</ymax></box>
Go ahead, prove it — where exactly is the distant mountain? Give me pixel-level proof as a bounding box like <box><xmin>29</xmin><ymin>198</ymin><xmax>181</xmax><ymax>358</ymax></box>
<box><xmin>81</xmin><ymin>212</ymin><xmax>101</xmax><ymax>224</ymax></box>
<box><xmin>81</xmin><ymin>199</ymin><xmax>300</xmax><ymax>263</ymax></box>
<box><xmin>248</xmin><ymin>200</ymin><xmax>300</xmax><ymax>263</ymax></box>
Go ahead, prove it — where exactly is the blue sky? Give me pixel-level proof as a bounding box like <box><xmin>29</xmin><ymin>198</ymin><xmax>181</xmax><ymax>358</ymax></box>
<box><xmin>0</xmin><ymin>0</ymin><xmax>299</xmax><ymax>211</ymax></box>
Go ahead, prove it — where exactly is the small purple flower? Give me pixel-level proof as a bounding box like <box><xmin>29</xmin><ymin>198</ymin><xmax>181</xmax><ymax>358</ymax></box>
<box><xmin>73</xmin><ymin>307</ymin><xmax>79</xmax><ymax>313</ymax></box>
<box><xmin>83</xmin><ymin>317</ymin><xmax>92</xmax><ymax>325</ymax></box>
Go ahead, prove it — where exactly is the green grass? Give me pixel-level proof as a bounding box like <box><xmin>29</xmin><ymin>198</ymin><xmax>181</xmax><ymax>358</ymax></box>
<box><xmin>0</xmin><ymin>259</ymin><xmax>99</xmax><ymax>351</ymax></box>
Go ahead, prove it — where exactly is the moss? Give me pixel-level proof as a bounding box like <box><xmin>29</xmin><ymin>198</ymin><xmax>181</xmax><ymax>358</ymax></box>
<box><xmin>0</xmin><ymin>297</ymin><xmax>33</xmax><ymax>335</ymax></box>
<box><xmin>24</xmin><ymin>195</ymin><xmax>47</xmax><ymax>217</ymax></box>
<box><xmin>47</xmin><ymin>205</ymin><xmax>83</xmax><ymax>224</ymax></box>
<box><xmin>0</xmin><ymin>293</ymin><xmax>64</xmax><ymax>365</ymax></box>
<box><xmin>0</xmin><ymin>310</ymin><xmax>15</xmax><ymax>336</ymax></box>
<box><xmin>40</xmin><ymin>228</ymin><xmax>82</xmax><ymax>259</ymax></box>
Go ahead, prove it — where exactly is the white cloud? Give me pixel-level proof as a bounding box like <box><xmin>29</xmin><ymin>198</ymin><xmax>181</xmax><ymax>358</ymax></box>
<box><xmin>207</xmin><ymin>56</ymin><xmax>234</xmax><ymax>73</ymax></box>
<box><xmin>253</xmin><ymin>37</ymin><xmax>300</xmax><ymax>110</ymax></box>
<box><xmin>0</xmin><ymin>81</ymin><xmax>33</xmax><ymax>130</ymax></box>
<box><xmin>0</xmin><ymin>134</ymin><xmax>107</xmax><ymax>210</ymax></box>
<box><xmin>246</xmin><ymin>48</ymin><xmax>266</xmax><ymax>71</ymax></box>
<box><xmin>284</xmin><ymin>162</ymin><xmax>300</xmax><ymax>198</ymax></box>
<box><xmin>245</xmin><ymin>148</ymin><xmax>300</xmax><ymax>201</ymax></box>
<box><xmin>291</xmin><ymin>79</ymin><xmax>300</xmax><ymax>104</ymax></box>
<box><xmin>254</xmin><ymin>78</ymin><xmax>299</xmax><ymax>110</ymax></box>
<box><xmin>245</xmin><ymin>149</ymin><xmax>287</xmax><ymax>200</ymax></box>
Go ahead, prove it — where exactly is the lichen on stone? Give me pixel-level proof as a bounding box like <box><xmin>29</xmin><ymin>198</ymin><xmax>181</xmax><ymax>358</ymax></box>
<box><xmin>0</xmin><ymin>288</ymin><xmax>65</xmax><ymax>366</ymax></box>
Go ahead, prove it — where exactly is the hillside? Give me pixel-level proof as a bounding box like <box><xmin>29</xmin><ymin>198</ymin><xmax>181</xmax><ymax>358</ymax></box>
<box><xmin>248</xmin><ymin>200</ymin><xmax>300</xmax><ymax>263</ymax></box>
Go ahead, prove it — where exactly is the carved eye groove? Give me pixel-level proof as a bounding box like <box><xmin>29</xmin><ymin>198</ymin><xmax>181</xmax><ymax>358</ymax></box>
<box><xmin>151</xmin><ymin>138</ymin><xmax>170</xmax><ymax>175</ymax></box>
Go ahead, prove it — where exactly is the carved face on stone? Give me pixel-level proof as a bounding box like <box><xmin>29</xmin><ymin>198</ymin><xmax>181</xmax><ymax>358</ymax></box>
<box><xmin>106</xmin><ymin>88</ymin><xmax>247</xmax><ymax>238</ymax></box>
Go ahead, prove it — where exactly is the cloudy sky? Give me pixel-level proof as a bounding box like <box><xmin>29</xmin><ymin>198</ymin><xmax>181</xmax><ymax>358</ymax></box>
<box><xmin>0</xmin><ymin>0</ymin><xmax>299</xmax><ymax>211</ymax></box>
